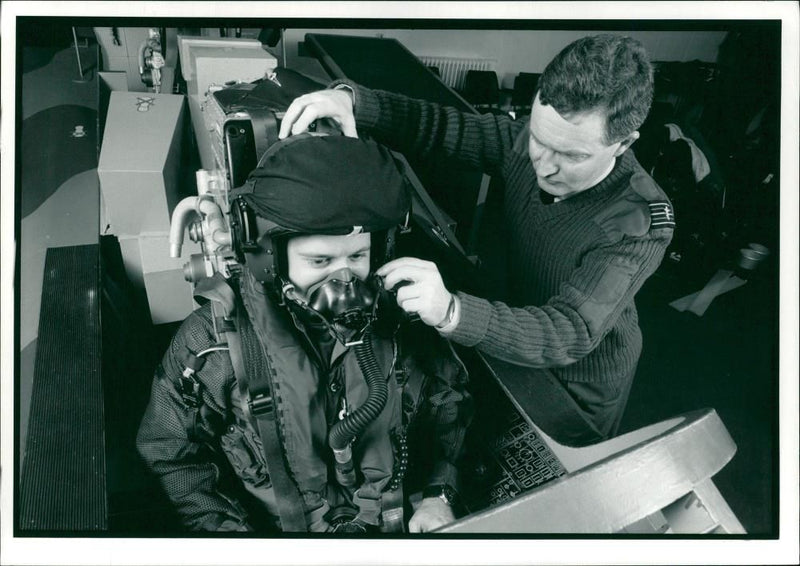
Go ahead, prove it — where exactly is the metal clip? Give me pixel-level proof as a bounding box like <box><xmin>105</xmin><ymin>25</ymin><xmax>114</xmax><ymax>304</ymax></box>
<box><xmin>399</xmin><ymin>212</ymin><xmax>412</xmax><ymax>234</ymax></box>
<box><xmin>179</xmin><ymin>371</ymin><xmax>202</xmax><ymax>408</ymax></box>
<box><xmin>338</xmin><ymin>397</ymin><xmax>349</xmax><ymax>421</ymax></box>
<box><xmin>249</xmin><ymin>390</ymin><xmax>275</xmax><ymax>417</ymax></box>
<box><xmin>267</xmin><ymin>71</ymin><xmax>282</xmax><ymax>87</ymax></box>
<box><xmin>430</xmin><ymin>226</ymin><xmax>451</xmax><ymax>246</ymax></box>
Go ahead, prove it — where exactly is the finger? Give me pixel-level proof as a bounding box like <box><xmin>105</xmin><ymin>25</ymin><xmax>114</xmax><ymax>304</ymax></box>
<box><xmin>340</xmin><ymin>113</ymin><xmax>358</xmax><ymax>138</ymax></box>
<box><xmin>398</xmin><ymin>297</ymin><xmax>423</xmax><ymax>315</ymax></box>
<box><xmin>377</xmin><ymin>256</ymin><xmax>432</xmax><ymax>277</ymax></box>
<box><xmin>380</xmin><ymin>263</ymin><xmax>432</xmax><ymax>290</ymax></box>
<box><xmin>382</xmin><ymin>267</ymin><xmax>423</xmax><ymax>291</ymax></box>
<box><xmin>375</xmin><ymin>257</ymin><xmax>408</xmax><ymax>277</ymax></box>
<box><xmin>290</xmin><ymin>106</ymin><xmax>322</xmax><ymax>137</ymax></box>
<box><xmin>395</xmin><ymin>285</ymin><xmax>420</xmax><ymax>304</ymax></box>
<box><xmin>278</xmin><ymin>97</ymin><xmax>308</xmax><ymax>139</ymax></box>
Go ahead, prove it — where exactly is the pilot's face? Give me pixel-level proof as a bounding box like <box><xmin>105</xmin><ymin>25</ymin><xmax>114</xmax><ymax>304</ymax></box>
<box><xmin>286</xmin><ymin>233</ymin><xmax>371</xmax><ymax>299</ymax></box>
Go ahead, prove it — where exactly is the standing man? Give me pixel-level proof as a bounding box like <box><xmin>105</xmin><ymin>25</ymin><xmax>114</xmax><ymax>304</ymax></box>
<box><xmin>279</xmin><ymin>34</ymin><xmax>675</xmax><ymax>444</ymax></box>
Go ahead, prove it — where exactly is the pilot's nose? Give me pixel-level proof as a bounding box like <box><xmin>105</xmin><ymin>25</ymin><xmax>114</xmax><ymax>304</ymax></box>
<box><xmin>326</xmin><ymin>267</ymin><xmax>355</xmax><ymax>282</ymax></box>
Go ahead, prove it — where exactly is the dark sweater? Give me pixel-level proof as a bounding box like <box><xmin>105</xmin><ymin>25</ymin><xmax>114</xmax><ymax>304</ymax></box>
<box><xmin>341</xmin><ymin>81</ymin><xmax>674</xmax><ymax>438</ymax></box>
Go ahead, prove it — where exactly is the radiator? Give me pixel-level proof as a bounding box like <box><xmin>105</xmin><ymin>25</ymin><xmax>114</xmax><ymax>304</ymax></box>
<box><xmin>418</xmin><ymin>56</ymin><xmax>497</xmax><ymax>91</ymax></box>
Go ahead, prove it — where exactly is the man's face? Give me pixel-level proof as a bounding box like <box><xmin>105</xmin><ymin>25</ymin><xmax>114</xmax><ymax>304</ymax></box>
<box><xmin>528</xmin><ymin>93</ymin><xmax>636</xmax><ymax>199</ymax></box>
<box><xmin>286</xmin><ymin>232</ymin><xmax>371</xmax><ymax>299</ymax></box>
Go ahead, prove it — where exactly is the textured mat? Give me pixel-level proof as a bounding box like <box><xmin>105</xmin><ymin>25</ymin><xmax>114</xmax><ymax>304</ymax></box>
<box><xmin>19</xmin><ymin>245</ymin><xmax>106</xmax><ymax>531</ymax></box>
<box><xmin>21</xmin><ymin>105</ymin><xmax>97</xmax><ymax>218</ymax></box>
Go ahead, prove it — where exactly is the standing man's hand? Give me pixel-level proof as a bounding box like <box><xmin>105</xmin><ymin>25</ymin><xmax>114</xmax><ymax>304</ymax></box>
<box><xmin>377</xmin><ymin>258</ymin><xmax>454</xmax><ymax>328</ymax></box>
<box><xmin>279</xmin><ymin>88</ymin><xmax>357</xmax><ymax>139</ymax></box>
<box><xmin>408</xmin><ymin>497</ymin><xmax>455</xmax><ymax>533</ymax></box>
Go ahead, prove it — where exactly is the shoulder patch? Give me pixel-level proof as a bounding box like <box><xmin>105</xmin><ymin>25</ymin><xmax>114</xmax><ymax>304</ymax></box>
<box><xmin>629</xmin><ymin>169</ymin><xmax>664</xmax><ymax>202</ymax></box>
<box><xmin>648</xmin><ymin>201</ymin><xmax>676</xmax><ymax>229</ymax></box>
<box><xmin>595</xmin><ymin>167</ymin><xmax>675</xmax><ymax>241</ymax></box>
<box><xmin>594</xmin><ymin>196</ymin><xmax>650</xmax><ymax>240</ymax></box>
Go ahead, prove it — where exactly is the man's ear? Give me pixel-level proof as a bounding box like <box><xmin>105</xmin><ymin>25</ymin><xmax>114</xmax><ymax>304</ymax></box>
<box><xmin>614</xmin><ymin>131</ymin><xmax>640</xmax><ymax>156</ymax></box>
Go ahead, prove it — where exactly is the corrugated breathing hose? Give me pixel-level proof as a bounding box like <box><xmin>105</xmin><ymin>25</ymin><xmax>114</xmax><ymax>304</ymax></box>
<box><xmin>328</xmin><ymin>328</ymin><xmax>387</xmax><ymax>486</ymax></box>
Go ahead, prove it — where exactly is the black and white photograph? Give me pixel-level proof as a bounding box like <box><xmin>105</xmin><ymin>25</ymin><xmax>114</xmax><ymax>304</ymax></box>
<box><xmin>1</xmin><ymin>2</ymin><xmax>797</xmax><ymax>565</ymax></box>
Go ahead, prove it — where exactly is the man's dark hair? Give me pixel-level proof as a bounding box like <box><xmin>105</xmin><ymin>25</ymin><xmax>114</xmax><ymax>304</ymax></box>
<box><xmin>538</xmin><ymin>34</ymin><xmax>654</xmax><ymax>145</ymax></box>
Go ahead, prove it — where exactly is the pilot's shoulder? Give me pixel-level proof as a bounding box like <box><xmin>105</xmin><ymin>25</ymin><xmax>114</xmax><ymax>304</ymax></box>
<box><xmin>594</xmin><ymin>170</ymin><xmax>675</xmax><ymax>240</ymax></box>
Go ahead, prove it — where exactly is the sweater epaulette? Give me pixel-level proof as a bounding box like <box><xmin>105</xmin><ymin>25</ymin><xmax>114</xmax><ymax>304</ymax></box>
<box><xmin>593</xmin><ymin>160</ymin><xmax>675</xmax><ymax>240</ymax></box>
<box><xmin>628</xmin><ymin>168</ymin><xmax>669</xmax><ymax>202</ymax></box>
<box><xmin>593</xmin><ymin>197</ymin><xmax>649</xmax><ymax>240</ymax></box>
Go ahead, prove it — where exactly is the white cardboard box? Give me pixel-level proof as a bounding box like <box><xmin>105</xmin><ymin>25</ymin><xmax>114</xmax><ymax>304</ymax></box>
<box><xmin>188</xmin><ymin>44</ymin><xmax>277</xmax><ymax>96</ymax></box>
<box><xmin>98</xmin><ymin>91</ymin><xmax>186</xmax><ymax>236</ymax></box>
<box><xmin>119</xmin><ymin>232</ymin><xmax>202</xmax><ymax>325</ymax></box>
<box><xmin>177</xmin><ymin>36</ymin><xmax>263</xmax><ymax>81</ymax></box>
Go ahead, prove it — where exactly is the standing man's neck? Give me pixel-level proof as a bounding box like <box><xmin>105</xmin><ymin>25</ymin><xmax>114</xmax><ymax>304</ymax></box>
<box><xmin>589</xmin><ymin>157</ymin><xmax>618</xmax><ymax>191</ymax></box>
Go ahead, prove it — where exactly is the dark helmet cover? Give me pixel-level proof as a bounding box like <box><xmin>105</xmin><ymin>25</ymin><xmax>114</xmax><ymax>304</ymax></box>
<box><xmin>235</xmin><ymin>134</ymin><xmax>411</xmax><ymax>236</ymax></box>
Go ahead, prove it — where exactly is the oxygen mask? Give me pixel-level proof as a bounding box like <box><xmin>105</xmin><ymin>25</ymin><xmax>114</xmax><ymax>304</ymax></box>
<box><xmin>284</xmin><ymin>268</ymin><xmax>382</xmax><ymax>345</ymax></box>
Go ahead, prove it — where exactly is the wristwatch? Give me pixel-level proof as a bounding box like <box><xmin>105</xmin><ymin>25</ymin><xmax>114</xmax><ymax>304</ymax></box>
<box><xmin>422</xmin><ymin>484</ymin><xmax>459</xmax><ymax>507</ymax></box>
<box><xmin>435</xmin><ymin>294</ymin><xmax>457</xmax><ymax>329</ymax></box>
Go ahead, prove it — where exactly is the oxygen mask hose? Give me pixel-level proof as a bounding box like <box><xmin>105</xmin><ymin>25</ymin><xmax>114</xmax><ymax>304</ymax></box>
<box><xmin>328</xmin><ymin>327</ymin><xmax>388</xmax><ymax>486</ymax></box>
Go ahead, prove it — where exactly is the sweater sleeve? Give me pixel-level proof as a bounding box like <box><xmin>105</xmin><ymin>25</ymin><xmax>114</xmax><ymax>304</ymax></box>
<box><xmin>136</xmin><ymin>307</ymin><xmax>251</xmax><ymax>531</ymax></box>
<box><xmin>446</xmin><ymin>227</ymin><xmax>673</xmax><ymax>371</ymax></box>
<box><xmin>334</xmin><ymin>80</ymin><xmax>524</xmax><ymax>178</ymax></box>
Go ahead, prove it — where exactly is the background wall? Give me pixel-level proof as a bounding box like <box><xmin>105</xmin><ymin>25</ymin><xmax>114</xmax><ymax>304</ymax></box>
<box><xmin>280</xmin><ymin>29</ymin><xmax>728</xmax><ymax>88</ymax></box>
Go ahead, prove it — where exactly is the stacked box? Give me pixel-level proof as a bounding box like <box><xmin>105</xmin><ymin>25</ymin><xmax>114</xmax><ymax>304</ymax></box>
<box><xmin>177</xmin><ymin>36</ymin><xmax>277</xmax><ymax>96</ymax></box>
<box><xmin>118</xmin><ymin>233</ymin><xmax>201</xmax><ymax>325</ymax></box>
<box><xmin>98</xmin><ymin>91</ymin><xmax>198</xmax><ymax>324</ymax></box>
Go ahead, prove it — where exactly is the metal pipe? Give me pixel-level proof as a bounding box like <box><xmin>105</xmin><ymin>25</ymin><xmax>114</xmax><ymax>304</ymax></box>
<box><xmin>71</xmin><ymin>27</ymin><xmax>84</xmax><ymax>79</ymax></box>
<box><xmin>168</xmin><ymin>197</ymin><xmax>201</xmax><ymax>258</ymax></box>
<box><xmin>169</xmin><ymin>195</ymin><xmax>231</xmax><ymax>258</ymax></box>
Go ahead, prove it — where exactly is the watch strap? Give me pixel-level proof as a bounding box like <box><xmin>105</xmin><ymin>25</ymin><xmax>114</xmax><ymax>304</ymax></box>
<box><xmin>422</xmin><ymin>484</ymin><xmax>459</xmax><ymax>507</ymax></box>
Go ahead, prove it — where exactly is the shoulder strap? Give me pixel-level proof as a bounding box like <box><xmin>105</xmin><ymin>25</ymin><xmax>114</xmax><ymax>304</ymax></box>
<box><xmin>214</xmin><ymin>299</ymin><xmax>308</xmax><ymax>532</ymax></box>
<box><xmin>390</xmin><ymin>150</ymin><xmax>473</xmax><ymax>262</ymax></box>
<box><xmin>398</xmin><ymin>362</ymin><xmax>428</xmax><ymax>426</ymax></box>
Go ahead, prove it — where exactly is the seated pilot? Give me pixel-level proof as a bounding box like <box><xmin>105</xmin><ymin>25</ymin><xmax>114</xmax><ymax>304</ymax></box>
<box><xmin>136</xmin><ymin>133</ymin><xmax>473</xmax><ymax>533</ymax></box>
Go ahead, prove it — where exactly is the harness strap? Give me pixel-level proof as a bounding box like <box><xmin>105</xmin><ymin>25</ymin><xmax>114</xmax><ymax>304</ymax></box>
<box><xmin>380</xmin><ymin>486</ymin><xmax>405</xmax><ymax>533</ymax></box>
<box><xmin>391</xmin><ymin>151</ymin><xmax>470</xmax><ymax>259</ymax></box>
<box><xmin>482</xmin><ymin>354</ymin><xmax>606</xmax><ymax>446</ymax></box>
<box><xmin>246</xmin><ymin>108</ymin><xmax>279</xmax><ymax>165</ymax></box>
<box><xmin>220</xmin><ymin>300</ymin><xmax>308</xmax><ymax>532</ymax></box>
<box><xmin>175</xmin><ymin>349</ymin><xmax>204</xmax><ymax>440</ymax></box>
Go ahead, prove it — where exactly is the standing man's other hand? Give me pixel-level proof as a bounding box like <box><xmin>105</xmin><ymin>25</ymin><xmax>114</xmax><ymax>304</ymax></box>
<box><xmin>377</xmin><ymin>258</ymin><xmax>454</xmax><ymax>328</ymax></box>
<box><xmin>279</xmin><ymin>89</ymin><xmax>357</xmax><ymax>139</ymax></box>
<box><xmin>408</xmin><ymin>497</ymin><xmax>455</xmax><ymax>533</ymax></box>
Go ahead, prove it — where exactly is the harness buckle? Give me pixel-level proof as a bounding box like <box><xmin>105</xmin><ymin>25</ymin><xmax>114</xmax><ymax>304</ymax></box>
<box><xmin>216</xmin><ymin>316</ymin><xmax>236</xmax><ymax>333</ymax></box>
<box><xmin>179</xmin><ymin>372</ymin><xmax>202</xmax><ymax>408</ymax></box>
<box><xmin>249</xmin><ymin>388</ymin><xmax>275</xmax><ymax>417</ymax></box>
